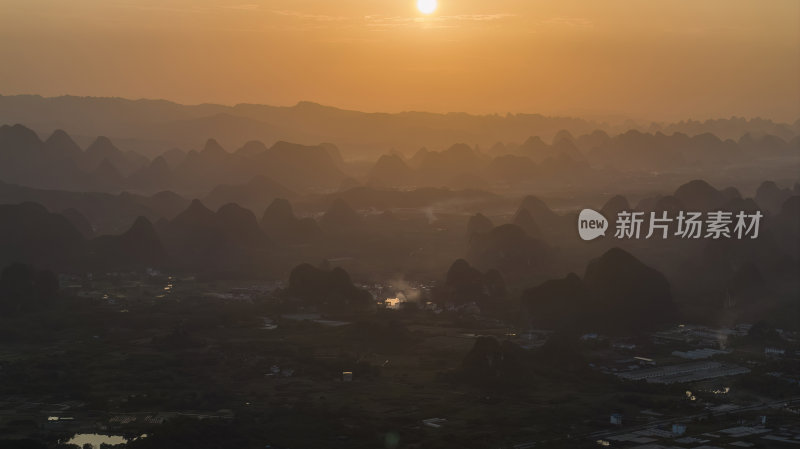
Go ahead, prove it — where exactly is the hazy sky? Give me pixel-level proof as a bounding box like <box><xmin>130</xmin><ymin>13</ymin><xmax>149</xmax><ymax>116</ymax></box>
<box><xmin>1</xmin><ymin>0</ymin><xmax>798</xmax><ymax>121</ymax></box>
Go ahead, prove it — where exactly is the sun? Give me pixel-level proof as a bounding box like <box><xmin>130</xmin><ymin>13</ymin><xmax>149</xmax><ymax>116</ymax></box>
<box><xmin>417</xmin><ymin>0</ymin><xmax>437</xmax><ymax>15</ymax></box>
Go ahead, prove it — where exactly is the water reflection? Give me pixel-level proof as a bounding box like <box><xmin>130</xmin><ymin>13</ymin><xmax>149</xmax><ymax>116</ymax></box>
<box><xmin>66</xmin><ymin>433</ymin><xmax>127</xmax><ymax>447</ymax></box>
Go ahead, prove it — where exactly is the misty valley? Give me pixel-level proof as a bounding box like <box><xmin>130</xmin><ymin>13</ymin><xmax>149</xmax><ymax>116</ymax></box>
<box><xmin>0</xmin><ymin>98</ymin><xmax>798</xmax><ymax>449</ymax></box>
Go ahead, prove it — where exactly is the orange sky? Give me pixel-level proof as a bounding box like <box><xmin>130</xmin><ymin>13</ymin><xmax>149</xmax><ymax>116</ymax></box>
<box><xmin>0</xmin><ymin>0</ymin><xmax>798</xmax><ymax>121</ymax></box>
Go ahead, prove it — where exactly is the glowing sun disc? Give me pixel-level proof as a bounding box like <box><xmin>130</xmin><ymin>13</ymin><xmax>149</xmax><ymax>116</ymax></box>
<box><xmin>417</xmin><ymin>0</ymin><xmax>437</xmax><ymax>14</ymax></box>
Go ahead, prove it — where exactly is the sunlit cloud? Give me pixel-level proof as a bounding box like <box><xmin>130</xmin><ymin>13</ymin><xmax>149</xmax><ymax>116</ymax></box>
<box><xmin>111</xmin><ymin>3</ymin><xmax>211</xmax><ymax>14</ymax></box>
<box><xmin>451</xmin><ymin>14</ymin><xmax>517</xmax><ymax>22</ymax></box>
<box><xmin>541</xmin><ymin>17</ymin><xmax>593</xmax><ymax>28</ymax></box>
<box><xmin>271</xmin><ymin>10</ymin><xmax>349</xmax><ymax>22</ymax></box>
<box><xmin>222</xmin><ymin>4</ymin><xmax>262</xmax><ymax>11</ymax></box>
<box><xmin>364</xmin><ymin>13</ymin><xmax>516</xmax><ymax>31</ymax></box>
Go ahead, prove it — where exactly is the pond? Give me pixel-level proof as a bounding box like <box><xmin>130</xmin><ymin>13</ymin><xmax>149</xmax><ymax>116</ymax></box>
<box><xmin>65</xmin><ymin>433</ymin><xmax>131</xmax><ymax>448</ymax></box>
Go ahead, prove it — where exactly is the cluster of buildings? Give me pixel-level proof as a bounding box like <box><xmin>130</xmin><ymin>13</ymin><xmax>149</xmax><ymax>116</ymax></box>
<box><xmin>599</xmin><ymin>420</ymin><xmax>800</xmax><ymax>449</ymax></box>
<box><xmin>616</xmin><ymin>361</ymin><xmax>750</xmax><ymax>385</ymax></box>
<box><xmin>598</xmin><ymin>323</ymin><xmax>798</xmax><ymax>385</ymax></box>
<box><xmin>653</xmin><ymin>324</ymin><xmax>752</xmax><ymax>350</ymax></box>
<box><xmin>589</xmin><ymin>322</ymin><xmax>800</xmax><ymax>447</ymax></box>
<box><xmin>598</xmin><ymin>394</ymin><xmax>800</xmax><ymax>447</ymax></box>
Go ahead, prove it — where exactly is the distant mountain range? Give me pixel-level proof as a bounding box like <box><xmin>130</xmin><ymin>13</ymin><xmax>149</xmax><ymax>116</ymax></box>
<box><xmin>0</xmin><ymin>94</ymin><xmax>796</xmax><ymax>327</ymax></box>
<box><xmin>0</xmin><ymin>176</ymin><xmax>795</xmax><ymax>329</ymax></box>
<box><xmin>1</xmin><ymin>94</ymin><xmax>797</xmax><ymax>159</ymax></box>
<box><xmin>0</xmin><ymin>124</ymin><xmax>347</xmax><ymax>194</ymax></box>
<box><xmin>0</xmin><ymin>120</ymin><xmax>797</xmax><ymax>239</ymax></box>
<box><xmin>3</xmin><ymin>121</ymin><xmax>796</xmax><ymax>202</ymax></box>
